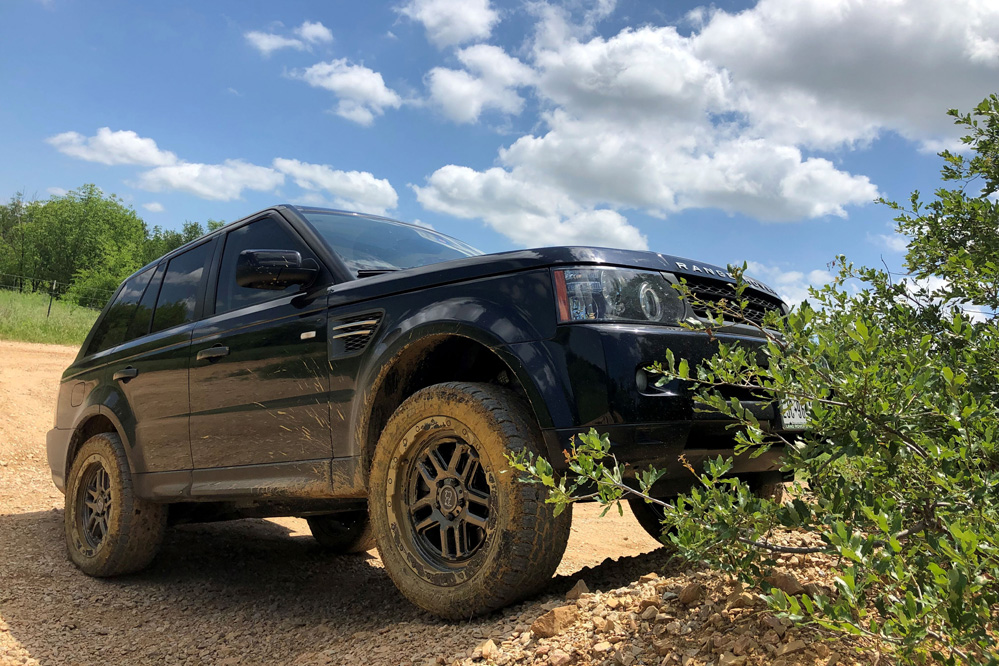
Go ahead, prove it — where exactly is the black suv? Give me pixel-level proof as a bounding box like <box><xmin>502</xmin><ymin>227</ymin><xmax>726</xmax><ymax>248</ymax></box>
<box><xmin>47</xmin><ymin>205</ymin><xmax>793</xmax><ymax>618</ymax></box>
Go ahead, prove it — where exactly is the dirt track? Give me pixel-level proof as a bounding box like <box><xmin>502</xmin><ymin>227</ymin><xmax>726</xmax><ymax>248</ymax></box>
<box><xmin>0</xmin><ymin>340</ymin><xmax>672</xmax><ymax>665</ymax></box>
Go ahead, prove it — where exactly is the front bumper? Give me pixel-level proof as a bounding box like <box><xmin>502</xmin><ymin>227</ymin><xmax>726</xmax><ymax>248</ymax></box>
<box><xmin>513</xmin><ymin>322</ymin><xmax>790</xmax><ymax>492</ymax></box>
<box><xmin>46</xmin><ymin>427</ymin><xmax>71</xmax><ymax>493</ymax></box>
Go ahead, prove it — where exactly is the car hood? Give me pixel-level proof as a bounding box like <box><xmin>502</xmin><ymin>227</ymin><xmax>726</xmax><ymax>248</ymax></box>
<box><xmin>327</xmin><ymin>246</ymin><xmax>782</xmax><ymax>307</ymax></box>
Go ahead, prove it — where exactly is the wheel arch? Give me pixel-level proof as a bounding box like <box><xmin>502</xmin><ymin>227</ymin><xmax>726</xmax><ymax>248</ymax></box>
<box><xmin>65</xmin><ymin>408</ymin><xmax>130</xmax><ymax>477</ymax></box>
<box><xmin>355</xmin><ymin>329</ymin><xmax>552</xmax><ymax>475</ymax></box>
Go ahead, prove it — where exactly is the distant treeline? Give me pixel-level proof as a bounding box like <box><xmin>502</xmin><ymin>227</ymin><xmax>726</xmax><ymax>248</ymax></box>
<box><xmin>0</xmin><ymin>185</ymin><xmax>223</xmax><ymax>306</ymax></box>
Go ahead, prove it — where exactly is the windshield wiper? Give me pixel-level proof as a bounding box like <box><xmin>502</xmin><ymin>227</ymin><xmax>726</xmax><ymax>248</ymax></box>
<box><xmin>356</xmin><ymin>269</ymin><xmax>398</xmax><ymax>278</ymax></box>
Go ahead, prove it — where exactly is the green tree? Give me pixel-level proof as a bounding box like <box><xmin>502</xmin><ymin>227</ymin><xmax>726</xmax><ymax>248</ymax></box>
<box><xmin>0</xmin><ymin>191</ymin><xmax>31</xmax><ymax>279</ymax></box>
<box><xmin>513</xmin><ymin>97</ymin><xmax>999</xmax><ymax>665</ymax></box>
<box><xmin>141</xmin><ymin>218</ymin><xmax>224</xmax><ymax>265</ymax></box>
<box><xmin>23</xmin><ymin>185</ymin><xmax>146</xmax><ymax>295</ymax></box>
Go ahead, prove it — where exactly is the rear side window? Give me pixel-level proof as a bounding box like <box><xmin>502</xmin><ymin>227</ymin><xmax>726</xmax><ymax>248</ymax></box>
<box><xmin>150</xmin><ymin>242</ymin><xmax>212</xmax><ymax>334</ymax></box>
<box><xmin>86</xmin><ymin>267</ymin><xmax>155</xmax><ymax>355</ymax></box>
<box><xmin>214</xmin><ymin>217</ymin><xmax>317</xmax><ymax>315</ymax></box>
<box><xmin>124</xmin><ymin>263</ymin><xmax>165</xmax><ymax>342</ymax></box>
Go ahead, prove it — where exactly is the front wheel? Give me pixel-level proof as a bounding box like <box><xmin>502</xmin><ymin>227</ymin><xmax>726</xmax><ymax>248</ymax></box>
<box><xmin>369</xmin><ymin>382</ymin><xmax>571</xmax><ymax>619</ymax></box>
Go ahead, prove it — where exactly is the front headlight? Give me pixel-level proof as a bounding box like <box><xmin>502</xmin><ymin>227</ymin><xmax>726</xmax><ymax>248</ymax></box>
<box><xmin>552</xmin><ymin>267</ymin><xmax>685</xmax><ymax>324</ymax></box>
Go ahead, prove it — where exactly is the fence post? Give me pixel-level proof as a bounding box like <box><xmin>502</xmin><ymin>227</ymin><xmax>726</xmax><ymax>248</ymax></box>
<box><xmin>47</xmin><ymin>280</ymin><xmax>56</xmax><ymax>318</ymax></box>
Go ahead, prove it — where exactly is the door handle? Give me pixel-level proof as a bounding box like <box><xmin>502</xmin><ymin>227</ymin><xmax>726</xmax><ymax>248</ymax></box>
<box><xmin>196</xmin><ymin>345</ymin><xmax>230</xmax><ymax>362</ymax></box>
<box><xmin>113</xmin><ymin>366</ymin><xmax>138</xmax><ymax>382</ymax></box>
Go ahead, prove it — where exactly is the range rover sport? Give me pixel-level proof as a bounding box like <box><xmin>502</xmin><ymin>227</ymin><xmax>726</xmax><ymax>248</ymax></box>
<box><xmin>47</xmin><ymin>205</ymin><xmax>794</xmax><ymax>618</ymax></box>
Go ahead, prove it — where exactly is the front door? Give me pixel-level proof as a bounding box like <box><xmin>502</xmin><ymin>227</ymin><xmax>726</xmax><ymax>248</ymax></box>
<box><xmin>188</xmin><ymin>215</ymin><xmax>332</xmax><ymax>472</ymax></box>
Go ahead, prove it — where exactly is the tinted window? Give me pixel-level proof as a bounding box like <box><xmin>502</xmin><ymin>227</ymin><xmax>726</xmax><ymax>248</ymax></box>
<box><xmin>215</xmin><ymin>217</ymin><xmax>317</xmax><ymax>315</ymax></box>
<box><xmin>87</xmin><ymin>267</ymin><xmax>155</xmax><ymax>355</ymax></box>
<box><xmin>301</xmin><ymin>211</ymin><xmax>480</xmax><ymax>275</ymax></box>
<box><xmin>124</xmin><ymin>263</ymin><xmax>165</xmax><ymax>342</ymax></box>
<box><xmin>150</xmin><ymin>242</ymin><xmax>212</xmax><ymax>334</ymax></box>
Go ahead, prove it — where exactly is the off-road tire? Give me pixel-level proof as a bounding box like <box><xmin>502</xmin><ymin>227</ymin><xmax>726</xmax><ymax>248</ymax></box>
<box><xmin>307</xmin><ymin>511</ymin><xmax>376</xmax><ymax>553</ymax></box>
<box><xmin>749</xmin><ymin>472</ymin><xmax>786</xmax><ymax>502</ymax></box>
<box><xmin>628</xmin><ymin>498</ymin><xmax>671</xmax><ymax>544</ymax></box>
<box><xmin>64</xmin><ymin>432</ymin><xmax>167</xmax><ymax>576</ymax></box>
<box><xmin>369</xmin><ymin>382</ymin><xmax>571</xmax><ymax>619</ymax></box>
<box><xmin>629</xmin><ymin>472</ymin><xmax>786</xmax><ymax>543</ymax></box>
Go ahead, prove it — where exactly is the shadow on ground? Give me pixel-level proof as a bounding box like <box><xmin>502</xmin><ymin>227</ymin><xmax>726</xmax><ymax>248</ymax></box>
<box><xmin>0</xmin><ymin>507</ymin><xmax>673</xmax><ymax>665</ymax></box>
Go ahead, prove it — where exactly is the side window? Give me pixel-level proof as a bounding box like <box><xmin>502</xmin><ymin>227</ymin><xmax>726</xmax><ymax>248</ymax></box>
<box><xmin>86</xmin><ymin>267</ymin><xmax>155</xmax><ymax>355</ymax></box>
<box><xmin>124</xmin><ymin>263</ymin><xmax>165</xmax><ymax>343</ymax></box>
<box><xmin>214</xmin><ymin>217</ymin><xmax>317</xmax><ymax>315</ymax></box>
<box><xmin>150</xmin><ymin>241</ymin><xmax>212</xmax><ymax>334</ymax></box>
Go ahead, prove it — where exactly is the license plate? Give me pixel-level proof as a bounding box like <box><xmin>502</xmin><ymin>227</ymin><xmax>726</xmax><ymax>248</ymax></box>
<box><xmin>779</xmin><ymin>398</ymin><xmax>808</xmax><ymax>431</ymax></box>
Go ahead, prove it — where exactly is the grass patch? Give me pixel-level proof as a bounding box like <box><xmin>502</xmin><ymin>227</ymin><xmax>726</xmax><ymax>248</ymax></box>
<box><xmin>0</xmin><ymin>290</ymin><xmax>98</xmax><ymax>347</ymax></box>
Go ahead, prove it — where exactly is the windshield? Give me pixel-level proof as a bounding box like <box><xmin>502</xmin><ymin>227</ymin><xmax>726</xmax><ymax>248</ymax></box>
<box><xmin>301</xmin><ymin>210</ymin><xmax>482</xmax><ymax>275</ymax></box>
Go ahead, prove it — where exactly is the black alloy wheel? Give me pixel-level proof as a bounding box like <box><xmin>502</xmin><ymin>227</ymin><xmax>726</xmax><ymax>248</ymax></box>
<box><xmin>64</xmin><ymin>432</ymin><xmax>167</xmax><ymax>576</ymax></box>
<box><xmin>77</xmin><ymin>461</ymin><xmax>113</xmax><ymax>550</ymax></box>
<box><xmin>405</xmin><ymin>429</ymin><xmax>492</xmax><ymax>565</ymax></box>
<box><xmin>369</xmin><ymin>382</ymin><xmax>572</xmax><ymax>618</ymax></box>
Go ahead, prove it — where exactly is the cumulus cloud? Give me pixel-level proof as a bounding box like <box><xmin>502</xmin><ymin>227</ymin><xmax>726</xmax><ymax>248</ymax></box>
<box><xmin>46</xmin><ymin>187</ymin><xmax>67</xmax><ymax>197</ymax></box>
<box><xmin>245</xmin><ymin>20</ymin><xmax>333</xmax><ymax>56</ymax></box>
<box><xmin>245</xmin><ymin>31</ymin><xmax>307</xmax><ymax>56</ymax></box>
<box><xmin>398</xmin><ymin>0</ymin><xmax>499</xmax><ymax>48</ymax></box>
<box><xmin>691</xmin><ymin>0</ymin><xmax>999</xmax><ymax>149</ymax></box>
<box><xmin>413</xmin><ymin>164</ymin><xmax>648</xmax><ymax>250</ymax></box>
<box><xmin>295</xmin><ymin>20</ymin><xmax>334</xmax><ymax>44</ymax></box>
<box><xmin>745</xmin><ymin>261</ymin><xmax>834</xmax><ymax>306</ymax></box>
<box><xmin>47</xmin><ymin>127</ymin><xmax>403</xmax><ymax>207</ymax></box>
<box><xmin>136</xmin><ymin>160</ymin><xmax>285</xmax><ymax>201</ymax></box>
<box><xmin>293</xmin><ymin>59</ymin><xmax>403</xmax><ymax>125</ymax></box>
<box><xmin>427</xmin><ymin>44</ymin><xmax>535</xmax><ymax>123</ymax></box>
<box><xmin>46</xmin><ymin>128</ymin><xmax>178</xmax><ymax>167</ymax></box>
<box><xmin>870</xmin><ymin>232</ymin><xmax>909</xmax><ymax>253</ymax></box>
<box><xmin>273</xmin><ymin>158</ymin><xmax>399</xmax><ymax>215</ymax></box>
<box><xmin>413</xmin><ymin>0</ymin><xmax>999</xmax><ymax>249</ymax></box>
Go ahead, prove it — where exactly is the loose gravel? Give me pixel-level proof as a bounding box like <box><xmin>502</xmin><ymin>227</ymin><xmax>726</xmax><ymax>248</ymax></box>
<box><xmin>0</xmin><ymin>341</ymin><xmax>880</xmax><ymax>666</ymax></box>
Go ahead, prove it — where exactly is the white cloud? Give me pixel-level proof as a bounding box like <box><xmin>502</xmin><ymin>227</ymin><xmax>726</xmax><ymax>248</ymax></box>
<box><xmin>142</xmin><ymin>202</ymin><xmax>164</xmax><ymax>213</ymax></box>
<box><xmin>745</xmin><ymin>261</ymin><xmax>834</xmax><ymax>306</ymax></box>
<box><xmin>273</xmin><ymin>158</ymin><xmax>399</xmax><ymax>215</ymax></box>
<box><xmin>295</xmin><ymin>20</ymin><xmax>333</xmax><ymax>44</ymax></box>
<box><xmin>413</xmin><ymin>164</ymin><xmax>648</xmax><ymax>250</ymax></box>
<box><xmin>427</xmin><ymin>44</ymin><xmax>535</xmax><ymax>123</ymax></box>
<box><xmin>246</xmin><ymin>20</ymin><xmax>333</xmax><ymax>56</ymax></box>
<box><xmin>293</xmin><ymin>59</ymin><xmax>402</xmax><ymax>125</ymax></box>
<box><xmin>398</xmin><ymin>0</ymin><xmax>499</xmax><ymax>48</ymax></box>
<box><xmin>691</xmin><ymin>0</ymin><xmax>999</xmax><ymax>149</ymax></box>
<box><xmin>413</xmin><ymin>0</ymin><xmax>999</xmax><ymax>249</ymax></box>
<box><xmin>245</xmin><ymin>31</ymin><xmax>306</xmax><ymax>56</ymax></box>
<box><xmin>46</xmin><ymin>128</ymin><xmax>178</xmax><ymax>167</ymax></box>
<box><xmin>871</xmin><ymin>232</ymin><xmax>909</xmax><ymax>253</ymax></box>
<box><xmin>136</xmin><ymin>160</ymin><xmax>284</xmax><ymax>201</ymax></box>
<box><xmin>46</xmin><ymin>187</ymin><xmax>67</xmax><ymax>197</ymax></box>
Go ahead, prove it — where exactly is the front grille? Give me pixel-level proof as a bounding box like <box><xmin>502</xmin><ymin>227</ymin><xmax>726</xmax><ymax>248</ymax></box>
<box><xmin>681</xmin><ymin>276</ymin><xmax>783</xmax><ymax>325</ymax></box>
<box><xmin>330</xmin><ymin>312</ymin><xmax>382</xmax><ymax>356</ymax></box>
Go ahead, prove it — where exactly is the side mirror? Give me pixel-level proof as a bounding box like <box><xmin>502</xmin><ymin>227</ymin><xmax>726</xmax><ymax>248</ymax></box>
<box><xmin>235</xmin><ymin>249</ymin><xmax>318</xmax><ymax>290</ymax></box>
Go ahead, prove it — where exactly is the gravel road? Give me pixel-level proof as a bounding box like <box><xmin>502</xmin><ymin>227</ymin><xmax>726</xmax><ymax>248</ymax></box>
<box><xmin>1</xmin><ymin>340</ymin><xmax>677</xmax><ymax>666</ymax></box>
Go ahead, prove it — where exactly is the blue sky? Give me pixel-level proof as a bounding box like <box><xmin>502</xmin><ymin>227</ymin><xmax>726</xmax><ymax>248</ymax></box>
<box><xmin>2</xmin><ymin>0</ymin><xmax>997</xmax><ymax>303</ymax></box>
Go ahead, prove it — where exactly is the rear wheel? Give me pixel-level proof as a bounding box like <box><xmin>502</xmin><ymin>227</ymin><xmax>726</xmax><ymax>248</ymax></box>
<box><xmin>307</xmin><ymin>511</ymin><xmax>375</xmax><ymax>553</ymax></box>
<box><xmin>629</xmin><ymin>473</ymin><xmax>787</xmax><ymax>543</ymax></box>
<box><xmin>370</xmin><ymin>382</ymin><xmax>571</xmax><ymax>619</ymax></box>
<box><xmin>628</xmin><ymin>497</ymin><xmax>672</xmax><ymax>544</ymax></box>
<box><xmin>64</xmin><ymin>432</ymin><xmax>167</xmax><ymax>576</ymax></box>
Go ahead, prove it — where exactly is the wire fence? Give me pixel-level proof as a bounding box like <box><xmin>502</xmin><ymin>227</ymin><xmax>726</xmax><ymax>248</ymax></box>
<box><xmin>0</xmin><ymin>273</ymin><xmax>114</xmax><ymax>313</ymax></box>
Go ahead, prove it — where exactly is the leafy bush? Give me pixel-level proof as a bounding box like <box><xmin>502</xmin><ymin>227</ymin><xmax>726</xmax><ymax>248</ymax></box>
<box><xmin>511</xmin><ymin>96</ymin><xmax>999</xmax><ymax>665</ymax></box>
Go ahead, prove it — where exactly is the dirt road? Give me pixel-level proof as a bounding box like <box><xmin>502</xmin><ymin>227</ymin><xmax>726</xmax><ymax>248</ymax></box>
<box><xmin>0</xmin><ymin>340</ymin><xmax>671</xmax><ymax>665</ymax></box>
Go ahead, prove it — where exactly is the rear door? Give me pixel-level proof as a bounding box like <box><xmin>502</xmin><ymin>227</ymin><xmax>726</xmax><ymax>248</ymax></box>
<box><xmin>188</xmin><ymin>214</ymin><xmax>331</xmax><ymax>477</ymax></box>
<box><xmin>104</xmin><ymin>239</ymin><xmax>215</xmax><ymax>478</ymax></box>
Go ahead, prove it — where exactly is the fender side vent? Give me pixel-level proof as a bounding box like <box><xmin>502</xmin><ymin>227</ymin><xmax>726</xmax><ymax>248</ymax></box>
<box><xmin>330</xmin><ymin>312</ymin><xmax>383</xmax><ymax>356</ymax></box>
